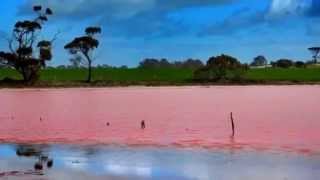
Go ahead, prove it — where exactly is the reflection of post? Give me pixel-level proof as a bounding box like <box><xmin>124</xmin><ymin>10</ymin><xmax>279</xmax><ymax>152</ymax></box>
<box><xmin>34</xmin><ymin>161</ymin><xmax>43</xmax><ymax>170</ymax></box>
<box><xmin>15</xmin><ymin>145</ymin><xmax>53</xmax><ymax>170</ymax></box>
<box><xmin>230</xmin><ymin>112</ymin><xmax>235</xmax><ymax>137</ymax></box>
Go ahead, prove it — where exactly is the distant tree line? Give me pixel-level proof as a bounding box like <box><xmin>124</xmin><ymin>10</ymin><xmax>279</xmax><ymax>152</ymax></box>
<box><xmin>270</xmin><ymin>59</ymin><xmax>307</xmax><ymax>68</ymax></box>
<box><xmin>250</xmin><ymin>55</ymin><xmax>310</xmax><ymax>68</ymax></box>
<box><xmin>50</xmin><ymin>64</ymin><xmax>125</xmax><ymax>69</ymax></box>
<box><xmin>139</xmin><ymin>58</ymin><xmax>204</xmax><ymax>69</ymax></box>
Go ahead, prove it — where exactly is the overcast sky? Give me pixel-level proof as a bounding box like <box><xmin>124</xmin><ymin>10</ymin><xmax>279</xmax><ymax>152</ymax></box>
<box><xmin>0</xmin><ymin>0</ymin><xmax>319</xmax><ymax>66</ymax></box>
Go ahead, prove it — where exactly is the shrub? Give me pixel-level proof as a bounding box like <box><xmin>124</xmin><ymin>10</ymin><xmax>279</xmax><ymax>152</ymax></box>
<box><xmin>295</xmin><ymin>61</ymin><xmax>306</xmax><ymax>68</ymax></box>
<box><xmin>273</xmin><ymin>59</ymin><xmax>294</xmax><ymax>68</ymax></box>
<box><xmin>251</xmin><ymin>55</ymin><xmax>268</xmax><ymax>66</ymax></box>
<box><xmin>194</xmin><ymin>54</ymin><xmax>247</xmax><ymax>81</ymax></box>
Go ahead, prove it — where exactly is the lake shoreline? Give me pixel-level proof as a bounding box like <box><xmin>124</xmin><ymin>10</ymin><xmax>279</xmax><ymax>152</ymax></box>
<box><xmin>2</xmin><ymin>80</ymin><xmax>320</xmax><ymax>89</ymax></box>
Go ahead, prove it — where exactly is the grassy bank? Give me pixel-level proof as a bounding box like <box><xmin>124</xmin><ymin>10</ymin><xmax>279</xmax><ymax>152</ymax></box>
<box><xmin>1</xmin><ymin>67</ymin><xmax>320</xmax><ymax>87</ymax></box>
<box><xmin>245</xmin><ymin>68</ymin><xmax>320</xmax><ymax>82</ymax></box>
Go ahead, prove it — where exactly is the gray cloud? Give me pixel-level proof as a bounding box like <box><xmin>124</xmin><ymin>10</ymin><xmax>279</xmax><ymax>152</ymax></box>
<box><xmin>16</xmin><ymin>0</ymin><xmax>320</xmax><ymax>39</ymax></box>
<box><xmin>19</xmin><ymin>0</ymin><xmax>234</xmax><ymax>20</ymax></box>
<box><xmin>200</xmin><ymin>0</ymin><xmax>320</xmax><ymax>37</ymax></box>
<box><xmin>268</xmin><ymin>0</ymin><xmax>311</xmax><ymax>17</ymax></box>
<box><xmin>18</xmin><ymin>0</ymin><xmax>234</xmax><ymax>38</ymax></box>
<box><xmin>19</xmin><ymin>0</ymin><xmax>156</xmax><ymax>21</ymax></box>
<box><xmin>199</xmin><ymin>7</ymin><xmax>266</xmax><ymax>36</ymax></box>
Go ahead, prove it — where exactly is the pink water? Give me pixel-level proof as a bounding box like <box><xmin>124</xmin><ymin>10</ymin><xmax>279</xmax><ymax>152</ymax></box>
<box><xmin>0</xmin><ymin>86</ymin><xmax>319</xmax><ymax>154</ymax></box>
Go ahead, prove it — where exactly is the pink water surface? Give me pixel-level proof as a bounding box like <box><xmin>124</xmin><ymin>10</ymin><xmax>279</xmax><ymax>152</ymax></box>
<box><xmin>0</xmin><ymin>86</ymin><xmax>319</xmax><ymax>154</ymax></box>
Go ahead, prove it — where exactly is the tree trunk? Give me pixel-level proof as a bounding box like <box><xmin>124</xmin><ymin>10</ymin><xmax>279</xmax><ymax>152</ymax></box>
<box><xmin>87</xmin><ymin>60</ymin><xmax>92</xmax><ymax>83</ymax></box>
<box><xmin>83</xmin><ymin>52</ymin><xmax>93</xmax><ymax>83</ymax></box>
<box><xmin>20</xmin><ymin>66</ymin><xmax>40</xmax><ymax>84</ymax></box>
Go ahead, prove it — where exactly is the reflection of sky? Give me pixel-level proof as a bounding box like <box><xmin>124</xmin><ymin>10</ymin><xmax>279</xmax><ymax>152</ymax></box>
<box><xmin>103</xmin><ymin>164</ymin><xmax>151</xmax><ymax>177</ymax></box>
<box><xmin>62</xmin><ymin>157</ymin><xmax>89</xmax><ymax>171</ymax></box>
<box><xmin>0</xmin><ymin>144</ymin><xmax>320</xmax><ymax>180</ymax></box>
<box><xmin>0</xmin><ymin>144</ymin><xmax>16</xmax><ymax>157</ymax></box>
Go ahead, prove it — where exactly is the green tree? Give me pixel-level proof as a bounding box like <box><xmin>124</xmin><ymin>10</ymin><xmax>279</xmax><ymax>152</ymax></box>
<box><xmin>273</xmin><ymin>59</ymin><xmax>294</xmax><ymax>68</ymax></box>
<box><xmin>139</xmin><ymin>58</ymin><xmax>161</xmax><ymax>68</ymax></box>
<box><xmin>64</xmin><ymin>27</ymin><xmax>102</xmax><ymax>82</ymax></box>
<box><xmin>308</xmin><ymin>47</ymin><xmax>320</xmax><ymax>63</ymax></box>
<box><xmin>194</xmin><ymin>54</ymin><xmax>246</xmax><ymax>81</ymax></box>
<box><xmin>0</xmin><ymin>5</ymin><xmax>53</xmax><ymax>83</ymax></box>
<box><xmin>295</xmin><ymin>61</ymin><xmax>306</xmax><ymax>68</ymax></box>
<box><xmin>251</xmin><ymin>55</ymin><xmax>267</xmax><ymax>66</ymax></box>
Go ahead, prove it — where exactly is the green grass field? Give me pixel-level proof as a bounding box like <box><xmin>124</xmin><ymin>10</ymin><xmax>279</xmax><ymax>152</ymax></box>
<box><xmin>245</xmin><ymin>67</ymin><xmax>320</xmax><ymax>82</ymax></box>
<box><xmin>1</xmin><ymin>67</ymin><xmax>320</xmax><ymax>86</ymax></box>
<box><xmin>0</xmin><ymin>68</ymin><xmax>194</xmax><ymax>84</ymax></box>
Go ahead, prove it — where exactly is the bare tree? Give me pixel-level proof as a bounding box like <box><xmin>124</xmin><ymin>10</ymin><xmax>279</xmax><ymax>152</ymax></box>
<box><xmin>0</xmin><ymin>5</ymin><xmax>53</xmax><ymax>83</ymax></box>
<box><xmin>64</xmin><ymin>27</ymin><xmax>101</xmax><ymax>82</ymax></box>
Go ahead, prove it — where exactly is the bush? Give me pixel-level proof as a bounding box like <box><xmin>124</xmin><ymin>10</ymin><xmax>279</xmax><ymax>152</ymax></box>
<box><xmin>194</xmin><ymin>54</ymin><xmax>247</xmax><ymax>81</ymax></box>
<box><xmin>272</xmin><ymin>59</ymin><xmax>294</xmax><ymax>68</ymax></box>
<box><xmin>251</xmin><ymin>55</ymin><xmax>268</xmax><ymax>66</ymax></box>
<box><xmin>295</xmin><ymin>61</ymin><xmax>306</xmax><ymax>68</ymax></box>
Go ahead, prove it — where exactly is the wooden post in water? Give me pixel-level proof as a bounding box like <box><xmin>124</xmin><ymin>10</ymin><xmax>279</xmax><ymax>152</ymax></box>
<box><xmin>230</xmin><ymin>112</ymin><xmax>235</xmax><ymax>137</ymax></box>
<box><xmin>141</xmin><ymin>120</ymin><xmax>146</xmax><ymax>129</ymax></box>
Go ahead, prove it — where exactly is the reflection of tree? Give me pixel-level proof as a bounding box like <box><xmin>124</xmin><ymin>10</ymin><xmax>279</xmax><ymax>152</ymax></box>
<box><xmin>16</xmin><ymin>145</ymin><xmax>44</xmax><ymax>157</ymax></box>
<box><xmin>15</xmin><ymin>145</ymin><xmax>53</xmax><ymax>170</ymax></box>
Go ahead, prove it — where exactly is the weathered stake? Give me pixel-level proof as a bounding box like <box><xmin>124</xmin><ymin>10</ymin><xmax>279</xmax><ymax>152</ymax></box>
<box><xmin>141</xmin><ymin>120</ymin><xmax>146</xmax><ymax>129</ymax></box>
<box><xmin>230</xmin><ymin>112</ymin><xmax>235</xmax><ymax>137</ymax></box>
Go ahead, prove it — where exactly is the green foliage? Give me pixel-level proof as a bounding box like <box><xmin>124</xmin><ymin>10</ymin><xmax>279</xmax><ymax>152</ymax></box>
<box><xmin>85</xmin><ymin>27</ymin><xmax>102</xmax><ymax>35</ymax></box>
<box><xmin>14</xmin><ymin>21</ymin><xmax>41</xmax><ymax>32</ymax></box>
<box><xmin>272</xmin><ymin>59</ymin><xmax>294</xmax><ymax>68</ymax></box>
<box><xmin>194</xmin><ymin>54</ymin><xmax>247</xmax><ymax>81</ymax></box>
<box><xmin>251</xmin><ymin>55</ymin><xmax>267</xmax><ymax>66</ymax></box>
<box><xmin>37</xmin><ymin>40</ymin><xmax>52</xmax><ymax>61</ymax></box>
<box><xmin>295</xmin><ymin>61</ymin><xmax>306</xmax><ymax>68</ymax></box>
<box><xmin>64</xmin><ymin>36</ymin><xmax>99</xmax><ymax>54</ymax></box>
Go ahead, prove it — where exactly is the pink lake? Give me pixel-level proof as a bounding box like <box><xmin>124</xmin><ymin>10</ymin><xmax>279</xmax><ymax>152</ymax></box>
<box><xmin>0</xmin><ymin>86</ymin><xmax>319</xmax><ymax>154</ymax></box>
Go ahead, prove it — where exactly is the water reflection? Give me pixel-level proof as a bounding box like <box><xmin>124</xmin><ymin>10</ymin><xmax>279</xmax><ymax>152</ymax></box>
<box><xmin>0</xmin><ymin>144</ymin><xmax>319</xmax><ymax>180</ymax></box>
